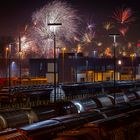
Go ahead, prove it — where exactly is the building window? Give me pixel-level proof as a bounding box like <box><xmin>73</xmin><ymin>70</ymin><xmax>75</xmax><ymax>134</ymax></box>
<box><xmin>48</xmin><ymin>63</ymin><xmax>54</xmax><ymax>72</ymax></box>
<box><xmin>48</xmin><ymin>63</ymin><xmax>57</xmax><ymax>72</ymax></box>
<box><xmin>40</xmin><ymin>62</ymin><xmax>43</xmax><ymax>70</ymax></box>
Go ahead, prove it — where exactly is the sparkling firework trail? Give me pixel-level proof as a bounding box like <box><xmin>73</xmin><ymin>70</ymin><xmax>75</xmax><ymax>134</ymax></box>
<box><xmin>73</xmin><ymin>36</ymin><xmax>80</xmax><ymax>42</ymax></box>
<box><xmin>103</xmin><ymin>22</ymin><xmax>114</xmax><ymax>31</ymax></box>
<box><xmin>82</xmin><ymin>19</ymin><xmax>96</xmax><ymax>44</ymax></box>
<box><xmin>119</xmin><ymin>26</ymin><xmax>128</xmax><ymax>36</ymax></box>
<box><xmin>15</xmin><ymin>35</ymin><xmax>39</xmax><ymax>59</ymax></box>
<box><xmin>82</xmin><ymin>31</ymin><xmax>95</xmax><ymax>43</ymax></box>
<box><xmin>31</xmin><ymin>0</ymin><xmax>80</xmax><ymax>58</ymax></box>
<box><xmin>105</xmin><ymin>47</ymin><xmax>112</xmax><ymax>57</ymax></box>
<box><xmin>113</xmin><ymin>7</ymin><xmax>134</xmax><ymax>24</ymax></box>
<box><xmin>87</xmin><ymin>21</ymin><xmax>96</xmax><ymax>31</ymax></box>
<box><xmin>80</xmin><ymin>19</ymin><xmax>96</xmax><ymax>56</ymax></box>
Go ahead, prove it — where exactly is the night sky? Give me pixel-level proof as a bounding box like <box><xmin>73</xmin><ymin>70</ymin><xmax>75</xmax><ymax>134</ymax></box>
<box><xmin>0</xmin><ymin>0</ymin><xmax>140</xmax><ymax>41</ymax></box>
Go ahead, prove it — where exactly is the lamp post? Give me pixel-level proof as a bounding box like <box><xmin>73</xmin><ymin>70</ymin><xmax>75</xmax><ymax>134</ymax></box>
<box><xmin>86</xmin><ymin>60</ymin><xmax>88</xmax><ymax>82</ymax></box>
<box><xmin>48</xmin><ymin>23</ymin><xmax>62</xmax><ymax>102</ymax></box>
<box><xmin>5</xmin><ymin>47</ymin><xmax>9</xmax><ymax>81</ymax></box>
<box><xmin>62</xmin><ymin>47</ymin><xmax>66</xmax><ymax>83</ymax></box>
<box><xmin>118</xmin><ymin>60</ymin><xmax>122</xmax><ymax>80</ymax></box>
<box><xmin>75</xmin><ymin>52</ymin><xmax>78</xmax><ymax>82</ymax></box>
<box><xmin>130</xmin><ymin>53</ymin><xmax>136</xmax><ymax>81</ymax></box>
<box><xmin>17</xmin><ymin>24</ymin><xmax>29</xmax><ymax>85</ymax></box>
<box><xmin>109</xmin><ymin>34</ymin><xmax>120</xmax><ymax>105</ymax></box>
<box><xmin>19</xmin><ymin>35</ymin><xmax>22</xmax><ymax>85</ymax></box>
<box><xmin>7</xmin><ymin>44</ymin><xmax>11</xmax><ymax>94</ymax></box>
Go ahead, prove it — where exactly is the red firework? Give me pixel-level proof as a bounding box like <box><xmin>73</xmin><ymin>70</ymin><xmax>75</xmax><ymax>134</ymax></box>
<box><xmin>119</xmin><ymin>26</ymin><xmax>128</xmax><ymax>36</ymax></box>
<box><xmin>113</xmin><ymin>7</ymin><xmax>134</xmax><ymax>24</ymax></box>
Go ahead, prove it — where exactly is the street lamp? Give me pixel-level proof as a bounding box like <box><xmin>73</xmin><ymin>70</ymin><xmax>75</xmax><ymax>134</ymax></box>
<box><xmin>5</xmin><ymin>47</ymin><xmax>9</xmax><ymax>81</ymax></box>
<box><xmin>109</xmin><ymin>34</ymin><xmax>120</xmax><ymax>104</ymax></box>
<box><xmin>19</xmin><ymin>35</ymin><xmax>22</xmax><ymax>85</ymax></box>
<box><xmin>118</xmin><ymin>60</ymin><xmax>122</xmax><ymax>80</ymax></box>
<box><xmin>130</xmin><ymin>53</ymin><xmax>136</xmax><ymax>80</ymax></box>
<box><xmin>74</xmin><ymin>44</ymin><xmax>81</xmax><ymax>83</ymax></box>
<box><xmin>7</xmin><ymin>44</ymin><xmax>11</xmax><ymax>94</ymax></box>
<box><xmin>75</xmin><ymin>51</ymin><xmax>78</xmax><ymax>82</ymax></box>
<box><xmin>61</xmin><ymin>47</ymin><xmax>66</xmax><ymax>83</ymax></box>
<box><xmin>19</xmin><ymin>34</ymin><xmax>34</xmax><ymax>83</ymax></box>
<box><xmin>86</xmin><ymin>60</ymin><xmax>88</xmax><ymax>82</ymax></box>
<box><xmin>48</xmin><ymin>23</ymin><xmax>62</xmax><ymax>102</ymax></box>
<box><xmin>18</xmin><ymin>25</ymin><xmax>29</xmax><ymax>85</ymax></box>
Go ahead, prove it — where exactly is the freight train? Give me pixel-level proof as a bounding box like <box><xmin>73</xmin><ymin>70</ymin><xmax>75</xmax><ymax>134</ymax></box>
<box><xmin>0</xmin><ymin>103</ymin><xmax>139</xmax><ymax>140</ymax></box>
<box><xmin>0</xmin><ymin>80</ymin><xmax>140</xmax><ymax>103</ymax></box>
<box><xmin>0</xmin><ymin>89</ymin><xmax>139</xmax><ymax>131</ymax></box>
<box><xmin>0</xmin><ymin>81</ymin><xmax>139</xmax><ymax>132</ymax></box>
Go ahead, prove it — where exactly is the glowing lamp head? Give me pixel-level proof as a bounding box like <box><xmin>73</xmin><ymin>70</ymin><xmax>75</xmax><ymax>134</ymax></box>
<box><xmin>62</xmin><ymin>47</ymin><xmax>66</xmax><ymax>51</ymax></box>
<box><xmin>6</xmin><ymin>47</ymin><xmax>9</xmax><ymax>51</ymax></box>
<box><xmin>97</xmin><ymin>42</ymin><xmax>102</xmax><ymax>46</ymax></box>
<box><xmin>48</xmin><ymin>23</ymin><xmax>62</xmax><ymax>34</ymax></box>
<box><xmin>118</xmin><ymin>60</ymin><xmax>122</xmax><ymax>65</ymax></box>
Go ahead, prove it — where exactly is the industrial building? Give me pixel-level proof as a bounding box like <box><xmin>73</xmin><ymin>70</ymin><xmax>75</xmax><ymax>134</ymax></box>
<box><xmin>29</xmin><ymin>53</ymin><xmax>140</xmax><ymax>83</ymax></box>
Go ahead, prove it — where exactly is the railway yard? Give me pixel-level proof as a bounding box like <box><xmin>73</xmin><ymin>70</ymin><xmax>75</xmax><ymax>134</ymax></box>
<box><xmin>0</xmin><ymin>81</ymin><xmax>139</xmax><ymax>140</ymax></box>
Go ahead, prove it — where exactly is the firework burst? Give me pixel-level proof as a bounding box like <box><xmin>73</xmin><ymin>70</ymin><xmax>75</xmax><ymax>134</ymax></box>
<box><xmin>15</xmin><ymin>35</ymin><xmax>39</xmax><ymax>59</ymax></box>
<box><xmin>81</xmin><ymin>18</ymin><xmax>96</xmax><ymax>44</ymax></box>
<box><xmin>103</xmin><ymin>22</ymin><xmax>114</xmax><ymax>31</ymax></box>
<box><xmin>105</xmin><ymin>47</ymin><xmax>112</xmax><ymax>57</ymax></box>
<box><xmin>31</xmin><ymin>0</ymin><xmax>80</xmax><ymax>58</ymax></box>
<box><xmin>82</xmin><ymin>31</ymin><xmax>95</xmax><ymax>43</ymax></box>
<box><xmin>113</xmin><ymin>7</ymin><xmax>134</xmax><ymax>24</ymax></box>
<box><xmin>119</xmin><ymin>26</ymin><xmax>128</xmax><ymax>36</ymax></box>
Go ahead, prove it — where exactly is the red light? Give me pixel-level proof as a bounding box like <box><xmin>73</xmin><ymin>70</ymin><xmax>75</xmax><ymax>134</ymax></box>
<box><xmin>137</xmin><ymin>43</ymin><xmax>140</xmax><ymax>47</ymax></box>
